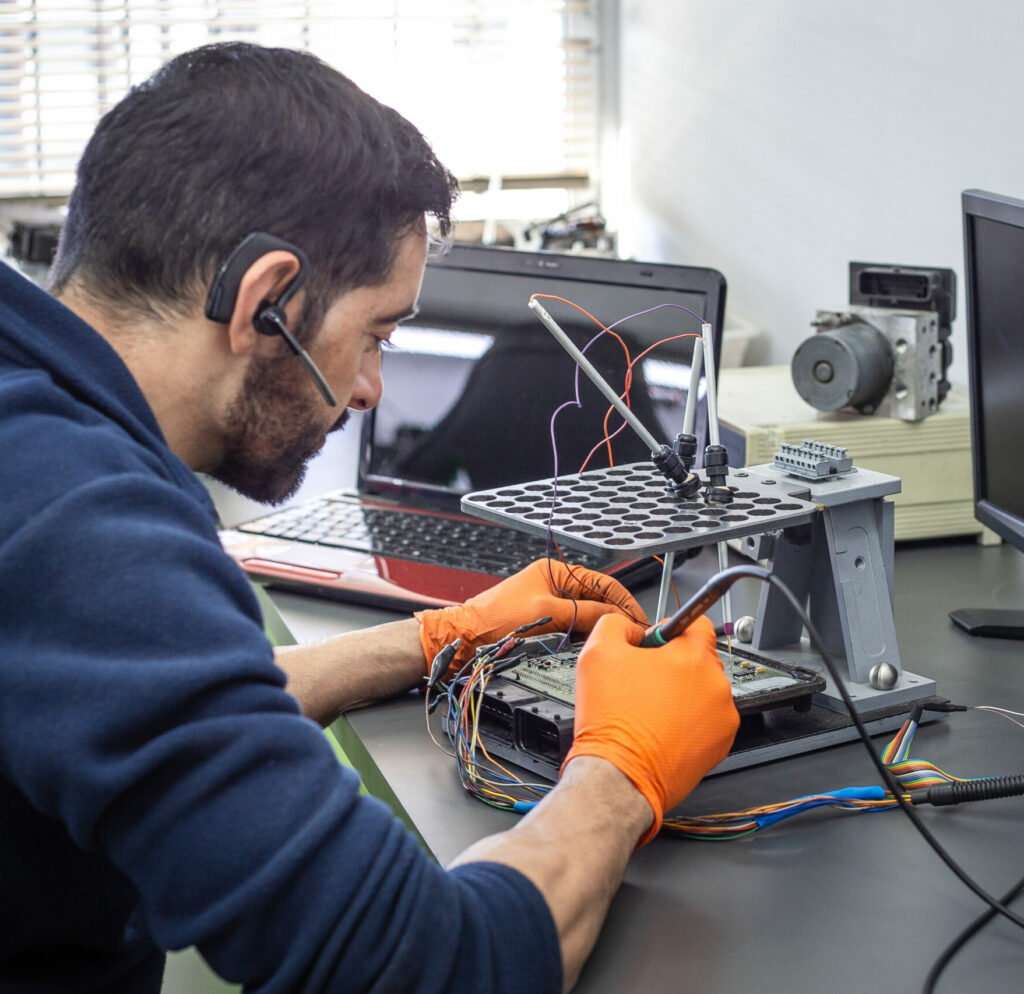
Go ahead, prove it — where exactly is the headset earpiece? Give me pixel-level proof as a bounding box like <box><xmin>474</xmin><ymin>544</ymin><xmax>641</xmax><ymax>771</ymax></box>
<box><xmin>206</xmin><ymin>232</ymin><xmax>337</xmax><ymax>407</ymax></box>
<box><xmin>205</xmin><ymin>232</ymin><xmax>308</xmax><ymax>324</ymax></box>
<box><xmin>254</xmin><ymin>301</ymin><xmax>288</xmax><ymax>338</ymax></box>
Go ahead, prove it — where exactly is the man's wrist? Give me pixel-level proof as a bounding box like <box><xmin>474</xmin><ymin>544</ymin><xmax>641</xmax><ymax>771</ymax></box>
<box><xmin>560</xmin><ymin>754</ymin><xmax>655</xmax><ymax>845</ymax></box>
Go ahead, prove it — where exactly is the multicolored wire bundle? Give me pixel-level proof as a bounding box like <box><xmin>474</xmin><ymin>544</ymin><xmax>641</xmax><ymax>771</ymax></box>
<box><xmin>426</xmin><ymin>655</ymin><xmax>1022</xmax><ymax>841</ymax></box>
<box><xmin>424</xmin><ymin>628</ymin><xmax>558</xmax><ymax>813</ymax></box>
<box><xmin>661</xmin><ymin>705</ymin><xmax>991</xmax><ymax>840</ymax></box>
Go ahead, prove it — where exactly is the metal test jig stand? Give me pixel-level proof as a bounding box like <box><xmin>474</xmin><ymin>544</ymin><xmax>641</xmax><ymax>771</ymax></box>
<box><xmin>460</xmin><ymin>301</ymin><xmax>939</xmax><ymax>770</ymax></box>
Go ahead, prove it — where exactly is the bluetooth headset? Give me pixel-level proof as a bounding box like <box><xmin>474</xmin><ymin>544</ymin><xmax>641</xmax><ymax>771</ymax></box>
<box><xmin>204</xmin><ymin>232</ymin><xmax>338</xmax><ymax>407</ymax></box>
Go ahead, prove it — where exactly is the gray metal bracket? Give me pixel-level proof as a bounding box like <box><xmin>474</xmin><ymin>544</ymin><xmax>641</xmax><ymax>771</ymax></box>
<box><xmin>742</xmin><ymin>462</ymin><xmax>936</xmax><ymax>714</ymax></box>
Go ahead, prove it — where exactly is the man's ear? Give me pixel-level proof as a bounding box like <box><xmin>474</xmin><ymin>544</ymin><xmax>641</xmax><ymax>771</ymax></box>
<box><xmin>224</xmin><ymin>251</ymin><xmax>303</xmax><ymax>357</ymax></box>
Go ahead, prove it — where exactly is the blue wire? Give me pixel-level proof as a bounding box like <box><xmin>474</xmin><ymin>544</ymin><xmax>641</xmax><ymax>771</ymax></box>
<box><xmin>754</xmin><ymin>786</ymin><xmax>888</xmax><ymax>829</ymax></box>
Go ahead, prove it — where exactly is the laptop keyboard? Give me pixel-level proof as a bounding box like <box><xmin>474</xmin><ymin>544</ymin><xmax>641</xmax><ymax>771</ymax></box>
<box><xmin>236</xmin><ymin>495</ymin><xmax>611</xmax><ymax>577</ymax></box>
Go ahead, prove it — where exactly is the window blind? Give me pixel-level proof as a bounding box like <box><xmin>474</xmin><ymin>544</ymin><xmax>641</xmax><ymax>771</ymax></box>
<box><xmin>0</xmin><ymin>0</ymin><xmax>602</xmax><ymax>207</ymax></box>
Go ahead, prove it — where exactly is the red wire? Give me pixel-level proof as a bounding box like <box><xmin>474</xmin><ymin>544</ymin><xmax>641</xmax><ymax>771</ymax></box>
<box><xmin>579</xmin><ymin>331</ymin><xmax>704</xmax><ymax>472</ymax></box>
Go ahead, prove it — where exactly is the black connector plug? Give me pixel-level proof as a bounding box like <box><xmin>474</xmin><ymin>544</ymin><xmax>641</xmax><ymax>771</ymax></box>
<box><xmin>703</xmin><ymin>444</ymin><xmax>732</xmax><ymax>504</ymax></box>
<box><xmin>911</xmin><ymin>774</ymin><xmax>1024</xmax><ymax>807</ymax></box>
<box><xmin>673</xmin><ymin>432</ymin><xmax>698</xmax><ymax>472</ymax></box>
<box><xmin>651</xmin><ymin>443</ymin><xmax>701</xmax><ymax>499</ymax></box>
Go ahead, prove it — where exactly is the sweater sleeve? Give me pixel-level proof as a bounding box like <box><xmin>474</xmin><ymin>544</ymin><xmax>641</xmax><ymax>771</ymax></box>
<box><xmin>0</xmin><ymin>470</ymin><xmax>562</xmax><ymax>994</ymax></box>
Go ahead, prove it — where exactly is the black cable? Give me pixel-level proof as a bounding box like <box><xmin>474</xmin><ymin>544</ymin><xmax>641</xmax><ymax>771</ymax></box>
<box><xmin>913</xmin><ymin>775</ymin><xmax>1024</xmax><ymax>807</ymax></box>
<box><xmin>923</xmin><ymin>873</ymin><xmax>1024</xmax><ymax>993</ymax></box>
<box><xmin>756</xmin><ymin>571</ymin><xmax>1024</xmax><ymax>935</ymax></box>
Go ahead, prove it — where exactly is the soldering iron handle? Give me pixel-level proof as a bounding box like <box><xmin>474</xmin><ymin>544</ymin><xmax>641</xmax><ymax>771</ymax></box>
<box><xmin>639</xmin><ymin>564</ymin><xmax>771</xmax><ymax>647</ymax></box>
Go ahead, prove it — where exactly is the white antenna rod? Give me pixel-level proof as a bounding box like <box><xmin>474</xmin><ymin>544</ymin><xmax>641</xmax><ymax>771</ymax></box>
<box><xmin>701</xmin><ymin>322</ymin><xmax>722</xmax><ymax>447</ymax></box>
<box><xmin>655</xmin><ymin>550</ymin><xmax>676</xmax><ymax>622</ymax></box>
<box><xmin>528</xmin><ymin>298</ymin><xmax>663</xmax><ymax>453</ymax></box>
<box><xmin>697</xmin><ymin>321</ymin><xmax>734</xmax><ymax>632</ymax></box>
<box><xmin>681</xmin><ymin>337</ymin><xmax>704</xmax><ymax>437</ymax></box>
<box><xmin>656</xmin><ymin>328</ymin><xmax>713</xmax><ymax>622</ymax></box>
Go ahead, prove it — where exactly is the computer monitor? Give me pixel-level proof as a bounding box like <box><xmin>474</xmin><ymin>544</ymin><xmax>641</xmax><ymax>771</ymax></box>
<box><xmin>950</xmin><ymin>189</ymin><xmax>1024</xmax><ymax>638</ymax></box>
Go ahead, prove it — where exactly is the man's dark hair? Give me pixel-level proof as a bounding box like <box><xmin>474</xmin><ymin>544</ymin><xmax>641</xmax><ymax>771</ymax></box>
<box><xmin>50</xmin><ymin>42</ymin><xmax>459</xmax><ymax>336</ymax></box>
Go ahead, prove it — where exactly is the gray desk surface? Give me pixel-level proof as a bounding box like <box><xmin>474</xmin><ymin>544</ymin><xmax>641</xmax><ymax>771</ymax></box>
<box><xmin>270</xmin><ymin>541</ymin><xmax>1024</xmax><ymax>994</ymax></box>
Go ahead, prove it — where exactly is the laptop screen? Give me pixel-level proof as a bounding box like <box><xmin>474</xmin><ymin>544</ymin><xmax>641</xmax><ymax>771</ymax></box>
<box><xmin>358</xmin><ymin>244</ymin><xmax>727</xmax><ymax>506</ymax></box>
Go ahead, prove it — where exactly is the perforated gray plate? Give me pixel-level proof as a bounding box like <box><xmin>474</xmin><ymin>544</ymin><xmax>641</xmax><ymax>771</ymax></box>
<box><xmin>461</xmin><ymin>462</ymin><xmax>819</xmax><ymax>559</ymax></box>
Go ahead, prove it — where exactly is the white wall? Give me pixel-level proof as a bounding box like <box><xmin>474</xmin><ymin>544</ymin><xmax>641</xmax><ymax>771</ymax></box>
<box><xmin>615</xmin><ymin>0</ymin><xmax>1024</xmax><ymax>383</ymax></box>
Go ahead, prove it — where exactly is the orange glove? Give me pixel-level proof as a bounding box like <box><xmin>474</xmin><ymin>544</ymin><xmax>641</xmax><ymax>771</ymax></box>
<box><xmin>415</xmin><ymin>558</ymin><xmax>647</xmax><ymax>674</ymax></box>
<box><xmin>562</xmin><ymin>612</ymin><xmax>739</xmax><ymax>846</ymax></box>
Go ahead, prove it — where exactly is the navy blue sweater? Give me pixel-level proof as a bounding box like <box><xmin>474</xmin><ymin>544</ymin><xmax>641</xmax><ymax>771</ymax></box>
<box><xmin>0</xmin><ymin>262</ymin><xmax>561</xmax><ymax>994</ymax></box>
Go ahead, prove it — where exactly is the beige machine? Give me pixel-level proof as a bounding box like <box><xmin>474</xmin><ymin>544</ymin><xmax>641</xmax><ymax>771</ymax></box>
<box><xmin>717</xmin><ymin>365</ymin><xmax>993</xmax><ymax>544</ymax></box>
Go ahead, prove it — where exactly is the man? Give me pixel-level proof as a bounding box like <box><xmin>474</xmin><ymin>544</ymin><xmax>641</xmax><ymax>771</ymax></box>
<box><xmin>0</xmin><ymin>43</ymin><xmax>738</xmax><ymax>993</ymax></box>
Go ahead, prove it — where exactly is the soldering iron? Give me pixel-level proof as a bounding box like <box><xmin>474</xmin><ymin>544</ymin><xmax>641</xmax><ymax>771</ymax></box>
<box><xmin>639</xmin><ymin>564</ymin><xmax>770</xmax><ymax>647</ymax></box>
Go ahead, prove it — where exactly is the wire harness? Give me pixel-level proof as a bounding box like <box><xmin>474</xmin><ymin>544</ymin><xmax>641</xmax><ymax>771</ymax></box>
<box><xmin>432</xmin><ymin>290</ymin><xmax>1024</xmax><ymax>989</ymax></box>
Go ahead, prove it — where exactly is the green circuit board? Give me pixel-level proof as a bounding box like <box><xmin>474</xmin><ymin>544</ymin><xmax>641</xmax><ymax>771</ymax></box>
<box><xmin>495</xmin><ymin>633</ymin><xmax>825</xmax><ymax>714</ymax></box>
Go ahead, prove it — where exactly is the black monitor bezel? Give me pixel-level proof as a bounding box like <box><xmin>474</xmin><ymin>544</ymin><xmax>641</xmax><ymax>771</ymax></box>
<box><xmin>962</xmin><ymin>188</ymin><xmax>1024</xmax><ymax>549</ymax></box>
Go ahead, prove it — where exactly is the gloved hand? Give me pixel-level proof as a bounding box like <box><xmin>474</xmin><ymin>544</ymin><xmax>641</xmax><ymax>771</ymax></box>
<box><xmin>562</xmin><ymin>612</ymin><xmax>739</xmax><ymax>846</ymax></box>
<box><xmin>415</xmin><ymin>558</ymin><xmax>647</xmax><ymax>674</ymax></box>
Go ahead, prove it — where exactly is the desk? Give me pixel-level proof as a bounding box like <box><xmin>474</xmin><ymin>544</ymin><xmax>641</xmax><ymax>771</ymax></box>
<box><xmin>270</xmin><ymin>541</ymin><xmax>1024</xmax><ymax>993</ymax></box>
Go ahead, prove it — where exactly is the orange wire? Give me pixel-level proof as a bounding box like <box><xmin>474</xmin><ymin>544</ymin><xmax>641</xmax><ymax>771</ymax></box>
<box><xmin>651</xmin><ymin>555</ymin><xmax>682</xmax><ymax>609</ymax></box>
<box><xmin>530</xmin><ymin>293</ymin><xmax>636</xmax><ymax>467</ymax></box>
<box><xmin>531</xmin><ymin>293</ymin><xmax>704</xmax><ymax>471</ymax></box>
<box><xmin>578</xmin><ymin>331</ymin><xmax>704</xmax><ymax>473</ymax></box>
<box><xmin>601</xmin><ymin>331</ymin><xmax>704</xmax><ymax>466</ymax></box>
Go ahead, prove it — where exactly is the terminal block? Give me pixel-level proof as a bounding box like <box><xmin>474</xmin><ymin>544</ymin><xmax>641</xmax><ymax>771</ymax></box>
<box><xmin>774</xmin><ymin>440</ymin><xmax>853</xmax><ymax>481</ymax></box>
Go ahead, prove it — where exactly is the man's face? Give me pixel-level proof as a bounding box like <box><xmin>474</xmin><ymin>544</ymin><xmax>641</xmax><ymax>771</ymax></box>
<box><xmin>213</xmin><ymin>228</ymin><xmax>427</xmax><ymax>504</ymax></box>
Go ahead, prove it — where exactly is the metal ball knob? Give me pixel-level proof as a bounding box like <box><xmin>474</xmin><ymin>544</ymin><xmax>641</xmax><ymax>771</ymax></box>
<box><xmin>869</xmin><ymin>661</ymin><xmax>899</xmax><ymax>690</ymax></box>
<box><xmin>733</xmin><ymin>616</ymin><xmax>756</xmax><ymax>643</ymax></box>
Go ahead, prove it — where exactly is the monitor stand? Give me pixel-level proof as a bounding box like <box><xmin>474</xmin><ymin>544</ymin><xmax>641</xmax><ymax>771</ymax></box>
<box><xmin>949</xmin><ymin>607</ymin><xmax>1024</xmax><ymax>640</ymax></box>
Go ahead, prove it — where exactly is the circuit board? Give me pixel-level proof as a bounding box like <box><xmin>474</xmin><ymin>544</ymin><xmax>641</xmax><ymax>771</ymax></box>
<box><xmin>500</xmin><ymin>635</ymin><xmax>578</xmax><ymax>705</ymax></box>
<box><xmin>450</xmin><ymin>633</ymin><xmax>826</xmax><ymax>781</ymax></box>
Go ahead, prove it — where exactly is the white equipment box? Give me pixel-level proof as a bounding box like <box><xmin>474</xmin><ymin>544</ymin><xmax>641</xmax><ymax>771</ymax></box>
<box><xmin>717</xmin><ymin>365</ymin><xmax>993</xmax><ymax>543</ymax></box>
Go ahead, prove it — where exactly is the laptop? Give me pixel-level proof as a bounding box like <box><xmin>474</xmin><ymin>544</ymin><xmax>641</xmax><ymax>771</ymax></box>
<box><xmin>219</xmin><ymin>244</ymin><xmax>727</xmax><ymax>612</ymax></box>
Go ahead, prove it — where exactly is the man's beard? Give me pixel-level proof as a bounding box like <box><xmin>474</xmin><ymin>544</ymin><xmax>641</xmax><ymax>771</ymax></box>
<box><xmin>211</xmin><ymin>353</ymin><xmax>349</xmax><ymax>505</ymax></box>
